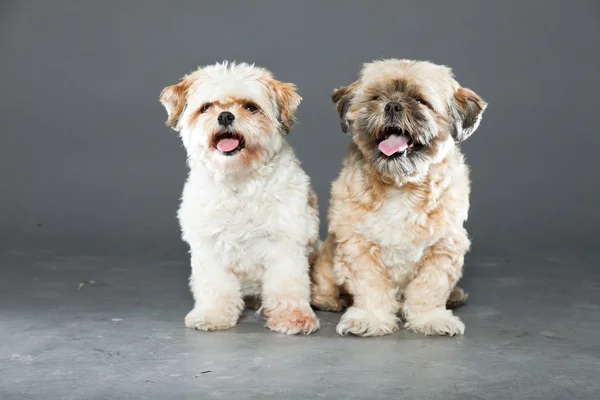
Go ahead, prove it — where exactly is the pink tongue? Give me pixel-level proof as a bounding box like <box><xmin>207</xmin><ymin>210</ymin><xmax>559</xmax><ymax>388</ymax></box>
<box><xmin>378</xmin><ymin>134</ymin><xmax>409</xmax><ymax>156</ymax></box>
<box><xmin>217</xmin><ymin>138</ymin><xmax>240</xmax><ymax>153</ymax></box>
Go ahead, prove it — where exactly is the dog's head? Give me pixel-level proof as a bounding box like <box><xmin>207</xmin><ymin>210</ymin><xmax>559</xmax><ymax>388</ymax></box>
<box><xmin>160</xmin><ymin>62</ymin><xmax>301</xmax><ymax>171</ymax></box>
<box><xmin>333</xmin><ymin>59</ymin><xmax>486</xmax><ymax>179</ymax></box>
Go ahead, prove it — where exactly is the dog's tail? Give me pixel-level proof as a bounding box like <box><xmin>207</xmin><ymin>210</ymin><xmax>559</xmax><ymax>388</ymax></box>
<box><xmin>446</xmin><ymin>286</ymin><xmax>469</xmax><ymax>309</ymax></box>
<box><xmin>307</xmin><ymin>239</ymin><xmax>323</xmax><ymax>268</ymax></box>
<box><xmin>309</xmin><ymin>235</ymin><xmax>346</xmax><ymax>312</ymax></box>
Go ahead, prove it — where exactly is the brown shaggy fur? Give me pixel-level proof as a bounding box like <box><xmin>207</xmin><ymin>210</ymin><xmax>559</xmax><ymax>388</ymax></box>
<box><xmin>311</xmin><ymin>59</ymin><xmax>486</xmax><ymax>336</ymax></box>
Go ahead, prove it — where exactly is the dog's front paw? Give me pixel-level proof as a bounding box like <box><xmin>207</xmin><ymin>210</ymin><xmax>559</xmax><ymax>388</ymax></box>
<box><xmin>265</xmin><ymin>304</ymin><xmax>320</xmax><ymax>335</ymax></box>
<box><xmin>185</xmin><ymin>307</ymin><xmax>239</xmax><ymax>331</ymax></box>
<box><xmin>404</xmin><ymin>308</ymin><xmax>465</xmax><ymax>336</ymax></box>
<box><xmin>336</xmin><ymin>307</ymin><xmax>398</xmax><ymax>337</ymax></box>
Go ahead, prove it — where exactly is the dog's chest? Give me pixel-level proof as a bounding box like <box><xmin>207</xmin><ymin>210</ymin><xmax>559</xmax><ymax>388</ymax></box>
<box><xmin>180</xmin><ymin>180</ymin><xmax>276</xmax><ymax>244</ymax></box>
<box><xmin>355</xmin><ymin>189</ymin><xmax>428</xmax><ymax>267</ymax></box>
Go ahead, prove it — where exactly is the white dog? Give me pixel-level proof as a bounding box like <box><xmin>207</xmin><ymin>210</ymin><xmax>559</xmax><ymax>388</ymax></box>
<box><xmin>160</xmin><ymin>62</ymin><xmax>320</xmax><ymax>335</ymax></box>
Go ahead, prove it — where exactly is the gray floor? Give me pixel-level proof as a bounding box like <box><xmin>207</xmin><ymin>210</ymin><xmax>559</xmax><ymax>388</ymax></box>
<box><xmin>1</xmin><ymin>246</ymin><xmax>599</xmax><ymax>400</ymax></box>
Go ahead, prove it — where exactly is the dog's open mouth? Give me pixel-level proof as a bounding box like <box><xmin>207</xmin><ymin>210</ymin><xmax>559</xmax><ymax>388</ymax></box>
<box><xmin>213</xmin><ymin>131</ymin><xmax>245</xmax><ymax>156</ymax></box>
<box><xmin>377</xmin><ymin>127</ymin><xmax>422</xmax><ymax>157</ymax></box>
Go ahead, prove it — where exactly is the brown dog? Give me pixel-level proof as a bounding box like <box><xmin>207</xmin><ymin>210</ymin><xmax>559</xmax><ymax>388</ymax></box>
<box><xmin>311</xmin><ymin>59</ymin><xmax>486</xmax><ymax>336</ymax></box>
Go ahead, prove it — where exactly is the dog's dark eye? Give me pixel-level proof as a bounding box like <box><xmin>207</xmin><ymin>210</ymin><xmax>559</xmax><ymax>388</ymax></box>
<box><xmin>371</xmin><ymin>95</ymin><xmax>380</xmax><ymax>101</ymax></box>
<box><xmin>415</xmin><ymin>97</ymin><xmax>428</xmax><ymax>107</ymax></box>
<box><xmin>244</xmin><ymin>103</ymin><xmax>259</xmax><ymax>113</ymax></box>
<box><xmin>200</xmin><ymin>103</ymin><xmax>213</xmax><ymax>113</ymax></box>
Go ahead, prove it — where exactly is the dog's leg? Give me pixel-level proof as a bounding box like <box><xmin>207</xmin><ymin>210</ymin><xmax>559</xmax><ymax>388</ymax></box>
<box><xmin>335</xmin><ymin>238</ymin><xmax>400</xmax><ymax>337</ymax></box>
<box><xmin>185</xmin><ymin>247</ymin><xmax>244</xmax><ymax>331</ymax></box>
<box><xmin>262</xmin><ymin>245</ymin><xmax>319</xmax><ymax>335</ymax></box>
<box><xmin>310</xmin><ymin>235</ymin><xmax>344</xmax><ymax>312</ymax></box>
<box><xmin>403</xmin><ymin>233</ymin><xmax>469</xmax><ymax>336</ymax></box>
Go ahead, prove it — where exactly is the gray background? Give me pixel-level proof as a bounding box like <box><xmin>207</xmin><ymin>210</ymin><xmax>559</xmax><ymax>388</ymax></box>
<box><xmin>2</xmin><ymin>2</ymin><xmax>600</xmax><ymax>399</ymax></box>
<box><xmin>1</xmin><ymin>0</ymin><xmax>599</xmax><ymax>253</ymax></box>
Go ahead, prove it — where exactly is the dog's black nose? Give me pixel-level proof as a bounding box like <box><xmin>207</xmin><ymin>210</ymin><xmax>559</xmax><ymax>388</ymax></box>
<box><xmin>384</xmin><ymin>102</ymin><xmax>402</xmax><ymax>116</ymax></box>
<box><xmin>217</xmin><ymin>111</ymin><xmax>235</xmax><ymax>126</ymax></box>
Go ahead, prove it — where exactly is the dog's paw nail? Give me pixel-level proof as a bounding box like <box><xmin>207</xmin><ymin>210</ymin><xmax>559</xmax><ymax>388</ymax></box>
<box><xmin>336</xmin><ymin>307</ymin><xmax>398</xmax><ymax>337</ymax></box>
<box><xmin>185</xmin><ymin>309</ymin><xmax>238</xmax><ymax>331</ymax></box>
<box><xmin>404</xmin><ymin>309</ymin><xmax>465</xmax><ymax>336</ymax></box>
<box><xmin>266</xmin><ymin>308</ymin><xmax>320</xmax><ymax>335</ymax></box>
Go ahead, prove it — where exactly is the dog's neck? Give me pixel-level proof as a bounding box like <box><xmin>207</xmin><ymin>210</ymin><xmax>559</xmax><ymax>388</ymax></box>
<box><xmin>188</xmin><ymin>143</ymin><xmax>289</xmax><ymax>188</ymax></box>
<box><xmin>369</xmin><ymin>141</ymin><xmax>460</xmax><ymax>190</ymax></box>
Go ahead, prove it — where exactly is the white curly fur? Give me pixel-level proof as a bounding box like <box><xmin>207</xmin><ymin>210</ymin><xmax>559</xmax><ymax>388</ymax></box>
<box><xmin>161</xmin><ymin>62</ymin><xmax>320</xmax><ymax>334</ymax></box>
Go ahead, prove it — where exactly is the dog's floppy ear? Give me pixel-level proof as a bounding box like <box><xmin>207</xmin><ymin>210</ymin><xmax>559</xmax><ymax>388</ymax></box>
<box><xmin>271</xmin><ymin>80</ymin><xmax>302</xmax><ymax>135</ymax></box>
<box><xmin>451</xmin><ymin>87</ymin><xmax>487</xmax><ymax>142</ymax></box>
<box><xmin>332</xmin><ymin>81</ymin><xmax>359</xmax><ymax>134</ymax></box>
<box><xmin>159</xmin><ymin>80</ymin><xmax>189</xmax><ymax>131</ymax></box>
